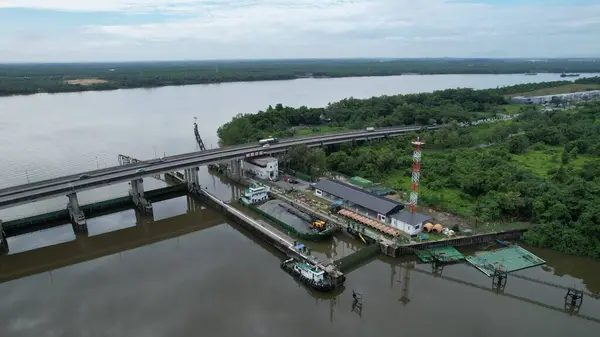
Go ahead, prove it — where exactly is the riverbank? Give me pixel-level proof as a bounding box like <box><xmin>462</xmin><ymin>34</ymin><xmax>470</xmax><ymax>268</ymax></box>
<box><xmin>3</xmin><ymin>59</ymin><xmax>600</xmax><ymax>97</ymax></box>
<box><xmin>215</xmin><ymin>78</ymin><xmax>600</xmax><ymax>258</ymax></box>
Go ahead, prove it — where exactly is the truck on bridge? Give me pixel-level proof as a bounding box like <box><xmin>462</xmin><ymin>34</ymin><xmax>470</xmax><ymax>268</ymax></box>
<box><xmin>259</xmin><ymin>137</ymin><xmax>279</xmax><ymax>145</ymax></box>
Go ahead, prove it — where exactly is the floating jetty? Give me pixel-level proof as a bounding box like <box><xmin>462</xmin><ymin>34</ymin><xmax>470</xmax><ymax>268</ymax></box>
<box><xmin>277</xmin><ymin>203</ymin><xmax>313</xmax><ymax>222</ymax></box>
<box><xmin>194</xmin><ymin>187</ymin><xmax>346</xmax><ymax>288</ymax></box>
<box><xmin>241</xmin><ymin>200</ymin><xmax>335</xmax><ymax>242</ymax></box>
<box><xmin>415</xmin><ymin>246</ymin><xmax>465</xmax><ymax>263</ymax></box>
<box><xmin>466</xmin><ymin>245</ymin><xmax>546</xmax><ymax>277</ymax></box>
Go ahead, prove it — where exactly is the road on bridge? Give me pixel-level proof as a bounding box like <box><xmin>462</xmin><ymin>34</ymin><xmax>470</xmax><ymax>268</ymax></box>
<box><xmin>0</xmin><ymin>125</ymin><xmax>436</xmax><ymax>210</ymax></box>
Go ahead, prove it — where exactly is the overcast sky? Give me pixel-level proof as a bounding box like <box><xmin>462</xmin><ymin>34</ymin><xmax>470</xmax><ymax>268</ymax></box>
<box><xmin>1</xmin><ymin>0</ymin><xmax>599</xmax><ymax>62</ymax></box>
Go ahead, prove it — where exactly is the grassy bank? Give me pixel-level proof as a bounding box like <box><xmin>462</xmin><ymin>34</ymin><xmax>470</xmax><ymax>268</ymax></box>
<box><xmin>510</xmin><ymin>145</ymin><xmax>591</xmax><ymax>177</ymax></box>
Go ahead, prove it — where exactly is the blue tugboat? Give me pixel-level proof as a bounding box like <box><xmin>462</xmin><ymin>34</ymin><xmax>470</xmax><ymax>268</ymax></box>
<box><xmin>281</xmin><ymin>258</ymin><xmax>336</xmax><ymax>292</ymax></box>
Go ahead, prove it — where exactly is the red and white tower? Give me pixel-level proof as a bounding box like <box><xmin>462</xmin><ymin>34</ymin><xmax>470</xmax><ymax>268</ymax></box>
<box><xmin>409</xmin><ymin>137</ymin><xmax>425</xmax><ymax>214</ymax></box>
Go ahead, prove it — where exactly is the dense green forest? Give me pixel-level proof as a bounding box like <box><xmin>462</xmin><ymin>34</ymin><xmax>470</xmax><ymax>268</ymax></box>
<box><xmin>219</xmin><ymin>80</ymin><xmax>600</xmax><ymax>257</ymax></box>
<box><xmin>324</xmin><ymin>104</ymin><xmax>600</xmax><ymax>257</ymax></box>
<box><xmin>286</xmin><ymin>104</ymin><xmax>600</xmax><ymax>257</ymax></box>
<box><xmin>217</xmin><ymin>77</ymin><xmax>600</xmax><ymax>145</ymax></box>
<box><xmin>2</xmin><ymin>58</ymin><xmax>600</xmax><ymax>96</ymax></box>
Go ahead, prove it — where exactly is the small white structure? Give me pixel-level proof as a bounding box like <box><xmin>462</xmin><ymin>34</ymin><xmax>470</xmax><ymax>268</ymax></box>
<box><xmin>240</xmin><ymin>183</ymin><xmax>270</xmax><ymax>205</ymax></box>
<box><xmin>244</xmin><ymin>157</ymin><xmax>279</xmax><ymax>180</ymax></box>
<box><xmin>389</xmin><ymin>211</ymin><xmax>430</xmax><ymax>236</ymax></box>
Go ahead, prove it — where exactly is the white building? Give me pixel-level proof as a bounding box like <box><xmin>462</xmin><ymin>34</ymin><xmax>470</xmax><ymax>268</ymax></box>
<box><xmin>313</xmin><ymin>179</ymin><xmax>430</xmax><ymax>236</ymax></box>
<box><xmin>240</xmin><ymin>183</ymin><xmax>270</xmax><ymax>205</ymax></box>
<box><xmin>511</xmin><ymin>90</ymin><xmax>600</xmax><ymax>105</ymax></box>
<box><xmin>244</xmin><ymin>157</ymin><xmax>279</xmax><ymax>180</ymax></box>
<box><xmin>390</xmin><ymin>211</ymin><xmax>432</xmax><ymax>236</ymax></box>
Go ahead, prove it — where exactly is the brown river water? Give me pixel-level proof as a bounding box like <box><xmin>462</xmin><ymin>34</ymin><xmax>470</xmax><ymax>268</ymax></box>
<box><xmin>0</xmin><ymin>74</ymin><xmax>599</xmax><ymax>336</ymax></box>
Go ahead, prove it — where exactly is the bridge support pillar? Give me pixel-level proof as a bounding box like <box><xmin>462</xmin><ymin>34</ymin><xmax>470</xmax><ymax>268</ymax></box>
<box><xmin>67</xmin><ymin>193</ymin><xmax>87</xmax><ymax>233</ymax></box>
<box><xmin>228</xmin><ymin>159</ymin><xmax>242</xmax><ymax>180</ymax></box>
<box><xmin>0</xmin><ymin>220</ymin><xmax>8</xmax><ymax>254</ymax></box>
<box><xmin>130</xmin><ymin>179</ymin><xmax>153</xmax><ymax>214</ymax></box>
<box><xmin>184</xmin><ymin>167</ymin><xmax>200</xmax><ymax>191</ymax></box>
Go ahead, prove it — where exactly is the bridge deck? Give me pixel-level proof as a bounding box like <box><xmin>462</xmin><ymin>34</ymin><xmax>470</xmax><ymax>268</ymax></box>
<box><xmin>0</xmin><ymin>125</ymin><xmax>433</xmax><ymax>210</ymax></box>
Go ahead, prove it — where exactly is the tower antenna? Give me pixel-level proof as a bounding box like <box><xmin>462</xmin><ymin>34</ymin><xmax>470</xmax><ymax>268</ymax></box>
<box><xmin>409</xmin><ymin>137</ymin><xmax>425</xmax><ymax>215</ymax></box>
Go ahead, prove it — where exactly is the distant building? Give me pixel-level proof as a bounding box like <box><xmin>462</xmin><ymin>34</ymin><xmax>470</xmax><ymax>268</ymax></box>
<box><xmin>244</xmin><ymin>157</ymin><xmax>279</xmax><ymax>181</ymax></box>
<box><xmin>511</xmin><ymin>90</ymin><xmax>600</xmax><ymax>105</ymax></box>
<box><xmin>313</xmin><ymin>179</ymin><xmax>430</xmax><ymax>235</ymax></box>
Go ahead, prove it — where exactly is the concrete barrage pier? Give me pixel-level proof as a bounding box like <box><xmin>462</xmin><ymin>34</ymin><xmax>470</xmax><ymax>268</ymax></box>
<box><xmin>130</xmin><ymin>179</ymin><xmax>152</xmax><ymax>214</ymax></box>
<box><xmin>0</xmin><ymin>220</ymin><xmax>8</xmax><ymax>254</ymax></box>
<box><xmin>0</xmin><ymin>184</ymin><xmax>189</xmax><ymax>255</ymax></box>
<box><xmin>192</xmin><ymin>187</ymin><xmax>346</xmax><ymax>286</ymax></box>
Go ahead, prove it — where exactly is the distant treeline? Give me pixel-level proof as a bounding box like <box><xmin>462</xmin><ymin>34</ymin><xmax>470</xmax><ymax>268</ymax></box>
<box><xmin>1</xmin><ymin>58</ymin><xmax>600</xmax><ymax>97</ymax></box>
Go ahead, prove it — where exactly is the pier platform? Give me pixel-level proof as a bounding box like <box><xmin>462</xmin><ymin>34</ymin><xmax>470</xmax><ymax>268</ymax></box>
<box><xmin>192</xmin><ymin>187</ymin><xmax>346</xmax><ymax>286</ymax></box>
<box><xmin>466</xmin><ymin>245</ymin><xmax>546</xmax><ymax>277</ymax></box>
<box><xmin>415</xmin><ymin>246</ymin><xmax>465</xmax><ymax>263</ymax></box>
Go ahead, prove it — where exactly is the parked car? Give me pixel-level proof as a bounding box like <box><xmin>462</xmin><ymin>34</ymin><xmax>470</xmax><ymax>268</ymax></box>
<box><xmin>284</xmin><ymin>177</ymin><xmax>299</xmax><ymax>184</ymax></box>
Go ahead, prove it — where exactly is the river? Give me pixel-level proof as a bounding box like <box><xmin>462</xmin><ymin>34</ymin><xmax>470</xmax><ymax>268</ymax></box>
<box><xmin>0</xmin><ymin>73</ymin><xmax>598</xmax><ymax>219</ymax></box>
<box><xmin>0</xmin><ymin>74</ymin><xmax>599</xmax><ymax>336</ymax></box>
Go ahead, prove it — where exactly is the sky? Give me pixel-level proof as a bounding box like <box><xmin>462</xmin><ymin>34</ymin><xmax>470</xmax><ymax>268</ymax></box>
<box><xmin>0</xmin><ymin>0</ymin><xmax>599</xmax><ymax>62</ymax></box>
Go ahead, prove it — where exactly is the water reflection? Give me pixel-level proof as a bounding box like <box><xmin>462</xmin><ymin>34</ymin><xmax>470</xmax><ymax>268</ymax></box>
<box><xmin>152</xmin><ymin>196</ymin><xmax>190</xmax><ymax>222</ymax></box>
<box><xmin>524</xmin><ymin>245</ymin><xmax>600</xmax><ymax>294</ymax></box>
<box><xmin>0</xmin><ymin>195</ymin><xmax>223</xmax><ymax>283</ymax></box>
<box><xmin>0</xmin><ymin>201</ymin><xmax>599</xmax><ymax>336</ymax></box>
<box><xmin>7</xmin><ymin>225</ymin><xmax>75</xmax><ymax>254</ymax></box>
<box><xmin>87</xmin><ymin>210</ymin><xmax>137</xmax><ymax>236</ymax></box>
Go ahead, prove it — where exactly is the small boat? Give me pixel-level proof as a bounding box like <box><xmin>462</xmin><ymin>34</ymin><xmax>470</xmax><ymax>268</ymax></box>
<box><xmin>525</xmin><ymin>72</ymin><xmax>537</xmax><ymax>76</ymax></box>
<box><xmin>281</xmin><ymin>258</ymin><xmax>336</xmax><ymax>292</ymax></box>
<box><xmin>560</xmin><ymin>72</ymin><xmax>580</xmax><ymax>78</ymax></box>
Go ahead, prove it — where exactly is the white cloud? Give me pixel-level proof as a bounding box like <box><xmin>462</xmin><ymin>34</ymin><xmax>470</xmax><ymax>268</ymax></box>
<box><xmin>1</xmin><ymin>0</ymin><xmax>600</xmax><ymax>62</ymax></box>
<box><xmin>1</xmin><ymin>0</ymin><xmax>226</xmax><ymax>12</ymax></box>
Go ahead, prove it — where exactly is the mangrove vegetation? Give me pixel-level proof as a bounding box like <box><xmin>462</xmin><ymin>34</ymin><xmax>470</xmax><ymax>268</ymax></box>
<box><xmin>219</xmin><ymin>79</ymin><xmax>600</xmax><ymax>257</ymax></box>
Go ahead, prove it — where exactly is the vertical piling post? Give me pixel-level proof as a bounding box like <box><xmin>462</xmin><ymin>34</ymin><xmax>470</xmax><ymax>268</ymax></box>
<box><xmin>431</xmin><ymin>254</ymin><xmax>444</xmax><ymax>275</ymax></box>
<box><xmin>565</xmin><ymin>288</ymin><xmax>584</xmax><ymax>313</ymax></box>
<box><xmin>0</xmin><ymin>220</ymin><xmax>8</xmax><ymax>254</ymax></box>
<box><xmin>492</xmin><ymin>269</ymin><xmax>508</xmax><ymax>292</ymax></box>
<box><xmin>351</xmin><ymin>290</ymin><xmax>363</xmax><ymax>317</ymax></box>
